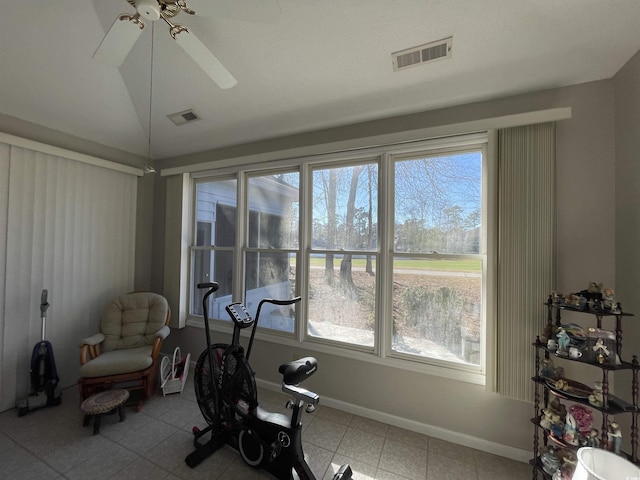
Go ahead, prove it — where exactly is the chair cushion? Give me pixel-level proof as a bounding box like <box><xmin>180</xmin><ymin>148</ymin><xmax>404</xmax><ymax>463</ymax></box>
<box><xmin>79</xmin><ymin>346</ymin><xmax>154</xmax><ymax>377</ymax></box>
<box><xmin>101</xmin><ymin>292</ymin><xmax>169</xmax><ymax>352</ymax></box>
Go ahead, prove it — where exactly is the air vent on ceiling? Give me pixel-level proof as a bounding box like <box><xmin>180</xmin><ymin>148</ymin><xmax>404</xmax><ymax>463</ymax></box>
<box><xmin>167</xmin><ymin>109</ymin><xmax>201</xmax><ymax>126</ymax></box>
<box><xmin>392</xmin><ymin>37</ymin><xmax>452</xmax><ymax>72</ymax></box>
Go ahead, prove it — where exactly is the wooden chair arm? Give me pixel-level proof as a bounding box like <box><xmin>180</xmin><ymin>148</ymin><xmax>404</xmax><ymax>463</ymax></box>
<box><xmin>151</xmin><ymin>325</ymin><xmax>170</xmax><ymax>360</ymax></box>
<box><xmin>79</xmin><ymin>343</ymin><xmax>102</xmax><ymax>365</ymax></box>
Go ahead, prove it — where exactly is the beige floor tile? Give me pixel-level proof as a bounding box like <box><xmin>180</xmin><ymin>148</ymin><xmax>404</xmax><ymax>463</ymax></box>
<box><xmin>303</xmin><ymin>441</ymin><xmax>335</xmax><ymax>479</ymax></box>
<box><xmin>385</xmin><ymin>425</ymin><xmax>429</xmax><ymax>449</ymax></box>
<box><xmin>378</xmin><ymin>438</ymin><xmax>427</xmax><ymax>480</ymax></box>
<box><xmin>428</xmin><ymin>437</ymin><xmax>477</xmax><ymax>464</ymax></box>
<box><xmin>350</xmin><ymin>415</ymin><xmax>389</xmax><ymax>437</ymax></box>
<box><xmin>0</xmin><ymin>384</ymin><xmax>530</xmax><ymax>480</ymax></box>
<box><xmin>314</xmin><ymin>405</ymin><xmax>354</xmax><ymax>426</ymax></box>
<box><xmin>426</xmin><ymin>451</ymin><xmax>477</xmax><ymax>480</ymax></box>
<box><xmin>64</xmin><ymin>442</ymin><xmax>138</xmax><ymax>480</ymax></box>
<box><xmin>337</xmin><ymin>427</ymin><xmax>385</xmax><ymax>467</ymax></box>
<box><xmin>323</xmin><ymin>453</ymin><xmax>376</xmax><ymax>480</ymax></box>
<box><xmin>305</xmin><ymin>417</ymin><xmax>348</xmax><ymax>451</ymax></box>
<box><xmin>375</xmin><ymin>469</ymin><xmax>413</xmax><ymax>480</ymax></box>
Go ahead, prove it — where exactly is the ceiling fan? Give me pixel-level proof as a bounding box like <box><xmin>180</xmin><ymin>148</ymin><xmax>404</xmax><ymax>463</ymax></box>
<box><xmin>93</xmin><ymin>0</ymin><xmax>280</xmax><ymax>89</ymax></box>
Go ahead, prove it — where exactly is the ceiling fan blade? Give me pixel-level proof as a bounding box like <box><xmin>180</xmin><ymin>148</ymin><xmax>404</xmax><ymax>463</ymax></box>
<box><xmin>185</xmin><ymin>0</ymin><xmax>281</xmax><ymax>23</ymax></box>
<box><xmin>173</xmin><ymin>28</ymin><xmax>237</xmax><ymax>89</ymax></box>
<box><xmin>93</xmin><ymin>14</ymin><xmax>144</xmax><ymax>67</ymax></box>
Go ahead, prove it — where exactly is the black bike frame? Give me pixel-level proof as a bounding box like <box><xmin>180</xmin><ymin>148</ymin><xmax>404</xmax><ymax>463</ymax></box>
<box><xmin>188</xmin><ymin>285</ymin><xmax>350</xmax><ymax>480</ymax></box>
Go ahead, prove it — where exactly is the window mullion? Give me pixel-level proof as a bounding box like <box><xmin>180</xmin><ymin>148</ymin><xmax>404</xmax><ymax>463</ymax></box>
<box><xmin>379</xmin><ymin>152</ymin><xmax>393</xmax><ymax>359</ymax></box>
<box><xmin>235</xmin><ymin>171</ymin><xmax>247</xmax><ymax>302</ymax></box>
<box><xmin>299</xmin><ymin>162</ymin><xmax>311</xmax><ymax>343</ymax></box>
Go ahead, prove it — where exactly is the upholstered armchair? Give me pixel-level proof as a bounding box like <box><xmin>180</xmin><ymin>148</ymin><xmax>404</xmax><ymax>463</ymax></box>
<box><xmin>78</xmin><ymin>292</ymin><xmax>170</xmax><ymax>410</ymax></box>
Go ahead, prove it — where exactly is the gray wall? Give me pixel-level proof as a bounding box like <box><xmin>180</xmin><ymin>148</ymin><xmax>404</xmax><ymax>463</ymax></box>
<box><xmin>151</xmin><ymin>78</ymin><xmax>620</xmax><ymax>455</ymax></box>
<box><xmin>615</xmin><ymin>48</ymin><xmax>640</xmax><ymax>333</ymax></box>
<box><xmin>614</xmin><ymin>49</ymin><xmax>640</xmax><ymax>421</ymax></box>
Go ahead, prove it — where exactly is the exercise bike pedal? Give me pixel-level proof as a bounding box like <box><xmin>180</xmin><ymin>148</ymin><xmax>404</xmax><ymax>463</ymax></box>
<box><xmin>333</xmin><ymin>464</ymin><xmax>353</xmax><ymax>480</ymax></box>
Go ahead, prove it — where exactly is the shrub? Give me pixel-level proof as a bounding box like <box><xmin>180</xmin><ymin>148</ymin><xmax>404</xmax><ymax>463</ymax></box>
<box><xmin>400</xmin><ymin>285</ymin><xmax>467</xmax><ymax>353</ymax></box>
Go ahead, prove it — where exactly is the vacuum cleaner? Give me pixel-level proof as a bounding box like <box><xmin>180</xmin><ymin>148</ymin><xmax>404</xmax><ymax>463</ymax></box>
<box><xmin>16</xmin><ymin>289</ymin><xmax>62</xmax><ymax>416</ymax></box>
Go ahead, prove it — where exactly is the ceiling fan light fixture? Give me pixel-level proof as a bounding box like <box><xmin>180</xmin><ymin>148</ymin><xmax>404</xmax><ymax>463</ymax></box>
<box><xmin>94</xmin><ymin>0</ymin><xmax>240</xmax><ymax>89</ymax></box>
<box><xmin>135</xmin><ymin>0</ymin><xmax>161</xmax><ymax>21</ymax></box>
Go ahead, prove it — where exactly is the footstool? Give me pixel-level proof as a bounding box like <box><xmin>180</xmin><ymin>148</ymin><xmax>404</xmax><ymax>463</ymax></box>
<box><xmin>80</xmin><ymin>389</ymin><xmax>129</xmax><ymax>435</ymax></box>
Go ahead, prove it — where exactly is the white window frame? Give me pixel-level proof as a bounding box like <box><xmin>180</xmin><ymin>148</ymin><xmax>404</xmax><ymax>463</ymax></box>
<box><xmin>185</xmin><ymin>133</ymin><xmax>495</xmax><ymax>385</ymax></box>
<box><xmin>304</xmin><ymin>156</ymin><xmax>381</xmax><ymax>352</ymax></box>
<box><xmin>384</xmin><ymin>140</ymin><xmax>489</xmax><ymax>377</ymax></box>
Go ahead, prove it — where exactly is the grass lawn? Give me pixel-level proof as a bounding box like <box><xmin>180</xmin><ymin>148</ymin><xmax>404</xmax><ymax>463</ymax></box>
<box><xmin>305</xmin><ymin>257</ymin><xmax>481</xmax><ymax>272</ymax></box>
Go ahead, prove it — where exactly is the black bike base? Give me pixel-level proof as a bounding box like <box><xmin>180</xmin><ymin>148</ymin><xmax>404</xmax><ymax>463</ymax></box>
<box><xmin>185</xmin><ymin>438</ymin><xmax>225</xmax><ymax>468</ymax></box>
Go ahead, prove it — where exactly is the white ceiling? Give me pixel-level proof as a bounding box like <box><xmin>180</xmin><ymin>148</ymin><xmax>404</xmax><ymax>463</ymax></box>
<box><xmin>1</xmin><ymin>0</ymin><xmax>640</xmax><ymax>161</ymax></box>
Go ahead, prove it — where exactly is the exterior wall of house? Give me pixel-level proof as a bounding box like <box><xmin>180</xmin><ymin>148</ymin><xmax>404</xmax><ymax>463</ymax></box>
<box><xmin>154</xmin><ymin>78</ymin><xmax>619</xmax><ymax>456</ymax></box>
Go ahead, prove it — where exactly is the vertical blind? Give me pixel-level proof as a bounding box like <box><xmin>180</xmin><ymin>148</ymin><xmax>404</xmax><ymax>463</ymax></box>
<box><xmin>0</xmin><ymin>144</ymin><xmax>137</xmax><ymax>411</ymax></box>
<box><xmin>497</xmin><ymin>123</ymin><xmax>556</xmax><ymax>401</ymax></box>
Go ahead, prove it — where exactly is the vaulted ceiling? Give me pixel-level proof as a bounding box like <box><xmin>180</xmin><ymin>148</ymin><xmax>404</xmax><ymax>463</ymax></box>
<box><xmin>1</xmin><ymin>0</ymin><xmax>640</xmax><ymax>160</ymax></box>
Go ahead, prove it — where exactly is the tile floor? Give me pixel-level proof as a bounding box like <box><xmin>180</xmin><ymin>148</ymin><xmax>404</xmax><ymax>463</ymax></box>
<box><xmin>0</xmin><ymin>375</ymin><xmax>531</xmax><ymax>480</ymax></box>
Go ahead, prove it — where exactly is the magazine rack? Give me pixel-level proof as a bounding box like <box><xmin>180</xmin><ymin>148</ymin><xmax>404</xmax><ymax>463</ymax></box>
<box><xmin>160</xmin><ymin>347</ymin><xmax>190</xmax><ymax>396</ymax></box>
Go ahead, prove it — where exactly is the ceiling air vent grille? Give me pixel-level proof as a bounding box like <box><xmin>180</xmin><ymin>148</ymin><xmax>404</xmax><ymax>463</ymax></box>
<box><xmin>392</xmin><ymin>37</ymin><xmax>452</xmax><ymax>72</ymax></box>
<box><xmin>168</xmin><ymin>109</ymin><xmax>201</xmax><ymax>126</ymax></box>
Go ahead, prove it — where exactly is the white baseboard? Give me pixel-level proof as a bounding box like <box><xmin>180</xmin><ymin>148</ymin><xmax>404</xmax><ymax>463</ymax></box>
<box><xmin>255</xmin><ymin>378</ymin><xmax>530</xmax><ymax>464</ymax></box>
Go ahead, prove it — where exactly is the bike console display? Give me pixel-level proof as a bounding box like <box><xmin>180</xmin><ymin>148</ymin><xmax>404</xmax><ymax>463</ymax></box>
<box><xmin>225</xmin><ymin>303</ymin><xmax>254</xmax><ymax>328</ymax></box>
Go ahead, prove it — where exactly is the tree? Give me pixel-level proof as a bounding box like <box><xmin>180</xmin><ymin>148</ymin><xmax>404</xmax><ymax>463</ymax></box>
<box><xmin>394</xmin><ymin>154</ymin><xmax>481</xmax><ymax>253</ymax></box>
<box><xmin>322</xmin><ymin>170</ymin><xmax>337</xmax><ymax>284</ymax></box>
<box><xmin>366</xmin><ymin>164</ymin><xmax>375</xmax><ymax>274</ymax></box>
<box><xmin>340</xmin><ymin>165</ymin><xmax>364</xmax><ymax>286</ymax></box>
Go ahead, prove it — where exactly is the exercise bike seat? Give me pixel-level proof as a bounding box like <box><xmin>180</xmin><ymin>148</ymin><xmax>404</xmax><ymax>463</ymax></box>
<box><xmin>279</xmin><ymin>357</ymin><xmax>318</xmax><ymax>385</ymax></box>
<box><xmin>279</xmin><ymin>357</ymin><xmax>320</xmax><ymax>406</ymax></box>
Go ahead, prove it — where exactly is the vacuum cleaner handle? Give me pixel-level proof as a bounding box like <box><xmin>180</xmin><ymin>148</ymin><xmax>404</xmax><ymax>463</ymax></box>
<box><xmin>40</xmin><ymin>289</ymin><xmax>50</xmax><ymax>316</ymax></box>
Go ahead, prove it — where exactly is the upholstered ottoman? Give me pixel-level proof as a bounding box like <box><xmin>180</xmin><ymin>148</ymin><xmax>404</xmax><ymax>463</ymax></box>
<box><xmin>80</xmin><ymin>389</ymin><xmax>129</xmax><ymax>434</ymax></box>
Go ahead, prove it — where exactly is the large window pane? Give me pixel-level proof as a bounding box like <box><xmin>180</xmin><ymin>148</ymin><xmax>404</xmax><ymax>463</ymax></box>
<box><xmin>309</xmin><ymin>162</ymin><xmax>378</xmax><ymax>347</ymax></box>
<box><xmin>245</xmin><ymin>252</ymin><xmax>297</xmax><ymax>333</ymax></box>
<box><xmin>307</xmin><ymin>253</ymin><xmax>376</xmax><ymax>347</ymax></box>
<box><xmin>248</xmin><ymin>173</ymin><xmax>299</xmax><ymax>248</ymax></box>
<box><xmin>392</xmin><ymin>150</ymin><xmax>483</xmax><ymax>365</ymax></box>
<box><xmin>191</xmin><ymin>179</ymin><xmax>237</xmax><ymax>316</ymax></box>
<box><xmin>192</xmin><ymin>250</ymin><xmax>233</xmax><ymax>318</ymax></box>
<box><xmin>394</xmin><ymin>152</ymin><xmax>481</xmax><ymax>254</ymax></box>
<box><xmin>391</xmin><ymin>258</ymin><xmax>482</xmax><ymax>365</ymax></box>
<box><xmin>245</xmin><ymin>171</ymin><xmax>299</xmax><ymax>333</ymax></box>
<box><xmin>312</xmin><ymin>163</ymin><xmax>378</xmax><ymax>251</ymax></box>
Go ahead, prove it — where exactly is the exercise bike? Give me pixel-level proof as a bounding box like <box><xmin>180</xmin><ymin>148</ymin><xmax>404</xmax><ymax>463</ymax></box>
<box><xmin>186</xmin><ymin>282</ymin><xmax>352</xmax><ymax>480</ymax></box>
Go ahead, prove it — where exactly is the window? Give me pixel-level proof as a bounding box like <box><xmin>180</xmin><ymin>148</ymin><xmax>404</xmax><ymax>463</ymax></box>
<box><xmin>245</xmin><ymin>172</ymin><xmax>299</xmax><ymax>332</ymax></box>
<box><xmin>308</xmin><ymin>162</ymin><xmax>378</xmax><ymax>348</ymax></box>
<box><xmin>188</xmin><ymin>134</ymin><xmax>489</xmax><ymax>375</ymax></box>
<box><xmin>391</xmin><ymin>149</ymin><xmax>483</xmax><ymax>366</ymax></box>
<box><xmin>191</xmin><ymin>178</ymin><xmax>237</xmax><ymax>319</ymax></box>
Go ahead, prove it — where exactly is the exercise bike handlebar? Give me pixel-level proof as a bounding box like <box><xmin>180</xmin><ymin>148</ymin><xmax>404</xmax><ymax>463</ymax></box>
<box><xmin>197</xmin><ymin>282</ymin><xmax>220</xmax><ymax>368</ymax></box>
<box><xmin>245</xmin><ymin>296</ymin><xmax>301</xmax><ymax>360</ymax></box>
<box><xmin>197</xmin><ymin>283</ymin><xmax>220</xmax><ymax>315</ymax></box>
